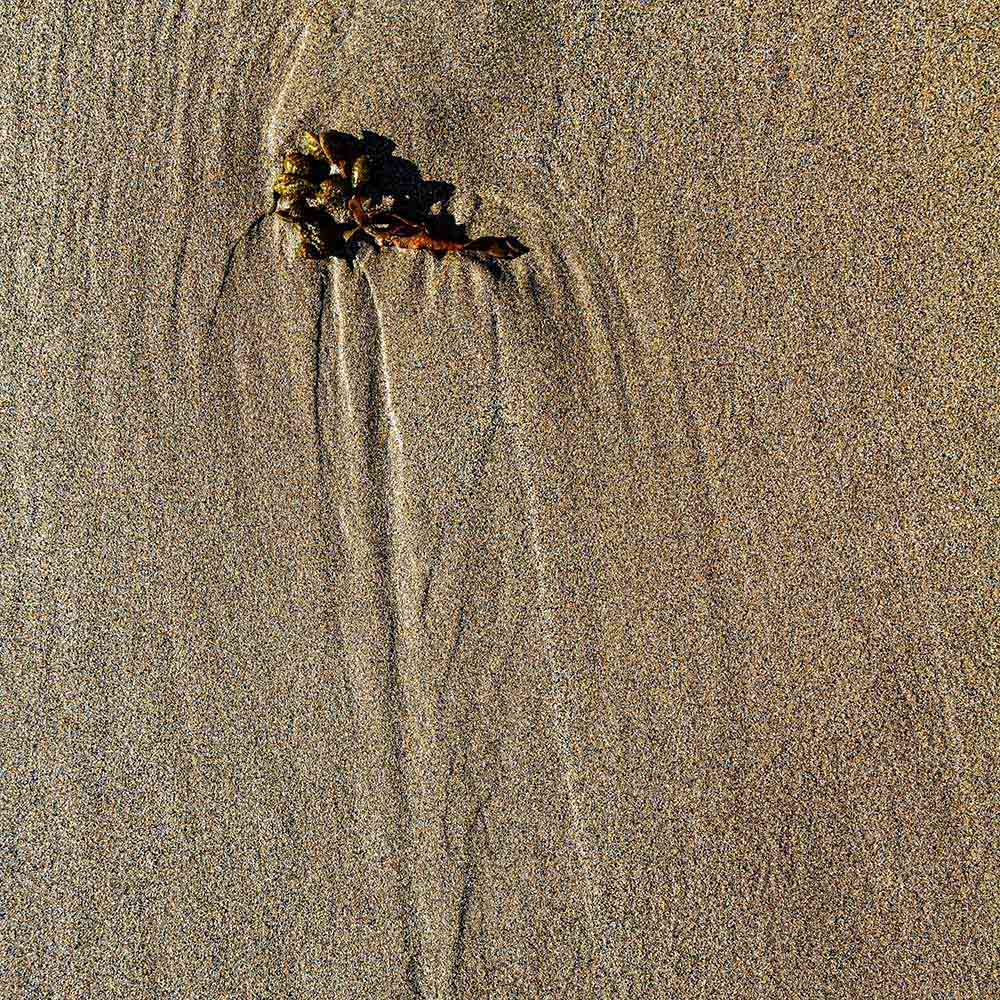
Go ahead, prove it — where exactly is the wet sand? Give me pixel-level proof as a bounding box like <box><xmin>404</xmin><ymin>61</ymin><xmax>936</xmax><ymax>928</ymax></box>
<box><xmin>3</xmin><ymin>3</ymin><xmax>995</xmax><ymax>997</ymax></box>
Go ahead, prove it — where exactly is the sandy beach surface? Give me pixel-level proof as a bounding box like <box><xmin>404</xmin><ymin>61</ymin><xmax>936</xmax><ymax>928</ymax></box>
<box><xmin>3</xmin><ymin>2</ymin><xmax>996</xmax><ymax>997</ymax></box>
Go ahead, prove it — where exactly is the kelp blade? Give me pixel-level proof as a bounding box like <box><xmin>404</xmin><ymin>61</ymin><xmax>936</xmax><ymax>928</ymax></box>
<box><xmin>462</xmin><ymin>236</ymin><xmax>529</xmax><ymax>259</ymax></box>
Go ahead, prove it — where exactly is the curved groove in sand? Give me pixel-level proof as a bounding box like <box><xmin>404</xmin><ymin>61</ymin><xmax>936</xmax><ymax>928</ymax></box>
<box><xmin>482</xmin><ymin>260</ymin><xmax>604</xmax><ymax>959</ymax></box>
<box><xmin>265</xmin><ymin>5</ymin><xmax>359</xmax><ymax>159</ymax></box>
<box><xmin>328</xmin><ymin>262</ymin><xmax>423</xmax><ymax>995</ymax></box>
<box><xmin>507</xmin><ymin>172</ymin><xmax>638</xmax><ymax>442</ymax></box>
<box><xmin>361</xmin><ymin>271</ymin><xmax>406</xmax><ymax>458</ymax></box>
<box><xmin>321</xmin><ymin>180</ymin><xmax>621</xmax><ymax>976</ymax></box>
<box><xmin>265</xmin><ymin>20</ymin><xmax>307</xmax><ymax>160</ymax></box>
<box><xmin>271</xmin><ymin>126</ymin><xmax>626</xmax><ymax>982</ymax></box>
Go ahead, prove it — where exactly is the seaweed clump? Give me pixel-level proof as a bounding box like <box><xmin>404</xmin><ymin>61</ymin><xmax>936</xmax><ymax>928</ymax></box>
<box><xmin>269</xmin><ymin>130</ymin><xmax>528</xmax><ymax>264</ymax></box>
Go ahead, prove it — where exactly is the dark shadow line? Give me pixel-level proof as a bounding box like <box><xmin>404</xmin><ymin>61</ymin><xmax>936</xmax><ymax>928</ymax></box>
<box><xmin>437</xmin><ymin>603</ymin><xmax>468</xmax><ymax>719</ymax></box>
<box><xmin>450</xmin><ymin>794</ymin><xmax>492</xmax><ymax>996</ymax></box>
<box><xmin>313</xmin><ymin>265</ymin><xmax>328</xmax><ymax>474</ymax></box>
<box><xmin>405</xmin><ymin>949</ymin><xmax>423</xmax><ymax>999</ymax></box>
<box><xmin>206</xmin><ymin>210</ymin><xmax>270</xmax><ymax>338</ymax></box>
<box><xmin>607</xmin><ymin>333</ymin><xmax>633</xmax><ymax>437</ymax></box>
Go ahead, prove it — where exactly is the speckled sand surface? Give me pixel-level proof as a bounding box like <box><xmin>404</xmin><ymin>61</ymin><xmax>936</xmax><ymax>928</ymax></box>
<box><xmin>3</xmin><ymin>3</ymin><xmax>996</xmax><ymax>997</ymax></box>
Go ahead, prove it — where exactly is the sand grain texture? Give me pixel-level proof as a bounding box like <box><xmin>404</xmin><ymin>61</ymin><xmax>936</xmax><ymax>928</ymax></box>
<box><xmin>3</xmin><ymin>2</ymin><xmax>997</xmax><ymax>998</ymax></box>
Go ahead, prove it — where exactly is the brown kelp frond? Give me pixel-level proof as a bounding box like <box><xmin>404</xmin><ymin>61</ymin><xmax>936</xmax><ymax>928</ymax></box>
<box><xmin>269</xmin><ymin>130</ymin><xmax>530</xmax><ymax>264</ymax></box>
<box><xmin>461</xmin><ymin>236</ymin><xmax>529</xmax><ymax>260</ymax></box>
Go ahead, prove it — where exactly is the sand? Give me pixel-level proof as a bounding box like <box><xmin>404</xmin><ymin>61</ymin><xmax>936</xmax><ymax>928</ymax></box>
<box><xmin>3</xmin><ymin>2</ymin><xmax>996</xmax><ymax>997</ymax></box>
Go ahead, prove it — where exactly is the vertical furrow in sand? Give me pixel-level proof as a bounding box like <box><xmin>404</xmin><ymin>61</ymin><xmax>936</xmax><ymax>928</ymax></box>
<box><xmin>489</xmin><ymin>270</ymin><xmax>604</xmax><ymax>967</ymax></box>
<box><xmin>566</xmin><ymin>256</ymin><xmax>633</xmax><ymax>438</ymax></box>
<box><xmin>357</xmin><ymin>268</ymin><xmax>514</xmax><ymax>997</ymax></box>
<box><xmin>448</xmin><ymin>792</ymin><xmax>490</xmax><ymax>997</ymax></box>
<box><xmin>516</xmin><ymin>172</ymin><xmax>638</xmax><ymax>445</ymax></box>
<box><xmin>204</xmin><ymin>211</ymin><xmax>270</xmax><ymax>341</ymax></box>
<box><xmin>509</xmin><ymin>418</ymin><xmax>601</xmax><ymax>953</ymax></box>
<box><xmin>312</xmin><ymin>265</ymin><xmax>328</xmax><ymax>475</ymax></box>
<box><xmin>359</xmin><ymin>269</ymin><xmax>447</xmax><ymax>998</ymax></box>
<box><xmin>265</xmin><ymin>19</ymin><xmax>306</xmax><ymax>158</ymax></box>
<box><xmin>331</xmin><ymin>267</ymin><xmax>422</xmax><ymax>997</ymax></box>
<box><xmin>419</xmin><ymin>272</ymin><xmax>504</xmax><ymax>628</ymax></box>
